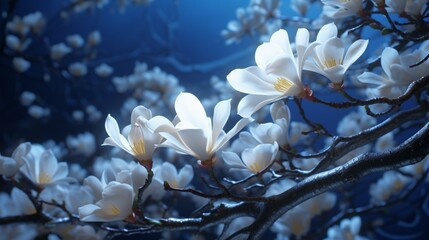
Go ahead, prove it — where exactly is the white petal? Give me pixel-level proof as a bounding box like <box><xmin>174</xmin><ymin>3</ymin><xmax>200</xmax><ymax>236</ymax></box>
<box><xmin>270</xmin><ymin>29</ymin><xmax>294</xmax><ymax>58</ymax></box>
<box><xmin>343</xmin><ymin>39</ymin><xmax>368</xmax><ymax>67</ymax></box>
<box><xmin>51</xmin><ymin>162</ymin><xmax>69</xmax><ymax>182</ymax></box>
<box><xmin>322</xmin><ymin>37</ymin><xmax>345</xmax><ymax>66</ymax></box>
<box><xmin>316</xmin><ymin>23</ymin><xmax>338</xmax><ymax>42</ymax></box>
<box><xmin>175</xmin><ymin>92</ymin><xmax>208</xmax><ymax>130</ymax></box>
<box><xmin>212</xmin><ymin>99</ymin><xmax>231</xmax><ymax>145</ymax></box>
<box><xmin>357</xmin><ymin>72</ymin><xmax>389</xmax><ymax>85</ymax></box>
<box><xmin>103</xmin><ymin>115</ymin><xmax>132</xmax><ymax>153</ymax></box>
<box><xmin>222</xmin><ymin>151</ymin><xmax>246</xmax><ymax>169</ymax></box>
<box><xmin>131</xmin><ymin>105</ymin><xmax>152</xmax><ymax>124</ymax></box>
<box><xmin>218</xmin><ymin>117</ymin><xmax>253</xmax><ymax>149</ymax></box>
<box><xmin>381</xmin><ymin>47</ymin><xmax>400</xmax><ymax>77</ymax></box>
<box><xmin>255</xmin><ymin>42</ymin><xmax>285</xmax><ymax>70</ymax></box>
<box><xmin>39</xmin><ymin>150</ymin><xmax>58</xmax><ymax>178</ymax></box>
<box><xmin>227</xmin><ymin>67</ymin><xmax>278</xmax><ymax>95</ymax></box>
<box><xmin>161</xmin><ymin>162</ymin><xmax>178</xmax><ymax>185</ymax></box>
<box><xmin>237</xmin><ymin>94</ymin><xmax>279</xmax><ymax>118</ymax></box>
<box><xmin>176</xmin><ymin>128</ymin><xmax>210</xmax><ymax>160</ymax></box>
<box><xmin>177</xmin><ymin>164</ymin><xmax>194</xmax><ymax>188</ymax></box>
<box><xmin>79</xmin><ymin>204</ymin><xmax>101</xmax><ymax>221</ymax></box>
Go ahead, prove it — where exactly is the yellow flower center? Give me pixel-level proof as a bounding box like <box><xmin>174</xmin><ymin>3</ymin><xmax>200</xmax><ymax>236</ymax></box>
<box><xmin>38</xmin><ymin>172</ymin><xmax>52</xmax><ymax>184</ymax></box>
<box><xmin>131</xmin><ymin>139</ymin><xmax>146</xmax><ymax>157</ymax></box>
<box><xmin>108</xmin><ymin>205</ymin><xmax>121</xmax><ymax>216</ymax></box>
<box><xmin>273</xmin><ymin>77</ymin><xmax>294</xmax><ymax>93</ymax></box>
<box><xmin>324</xmin><ymin>57</ymin><xmax>342</xmax><ymax>68</ymax></box>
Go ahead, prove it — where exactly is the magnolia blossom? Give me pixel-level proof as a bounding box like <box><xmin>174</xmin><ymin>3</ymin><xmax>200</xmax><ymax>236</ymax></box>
<box><xmin>28</xmin><ymin>105</ymin><xmax>50</xmax><ymax>119</ymax></box>
<box><xmin>87</xmin><ymin>30</ymin><xmax>101</xmax><ymax>46</ymax></box>
<box><xmin>358</xmin><ymin>45</ymin><xmax>429</xmax><ymax>99</ymax></box>
<box><xmin>222</xmin><ymin>143</ymin><xmax>278</xmax><ymax>174</ymax></box>
<box><xmin>13</xmin><ymin>57</ymin><xmax>31</xmax><ymax>73</ymax></box>
<box><xmin>227</xmin><ymin>27</ymin><xmax>316</xmax><ymax>117</ymax></box>
<box><xmin>95</xmin><ymin>63</ymin><xmax>114</xmax><ymax>78</ymax></box>
<box><xmin>79</xmin><ymin>181</ymin><xmax>134</xmax><ymax>222</ymax></box>
<box><xmin>0</xmin><ymin>142</ymin><xmax>30</xmax><ymax>178</ymax></box>
<box><xmin>66</xmin><ymin>34</ymin><xmax>84</xmax><ymax>48</ymax></box>
<box><xmin>50</xmin><ymin>43</ymin><xmax>72</xmax><ymax>60</ymax></box>
<box><xmin>304</xmin><ymin>23</ymin><xmax>368</xmax><ymax>85</ymax></box>
<box><xmin>369</xmin><ymin>171</ymin><xmax>410</xmax><ymax>203</ymax></box>
<box><xmin>153</xmin><ymin>92</ymin><xmax>252</xmax><ymax>165</ymax></box>
<box><xmin>6</xmin><ymin>34</ymin><xmax>31</xmax><ymax>52</ymax></box>
<box><xmin>20</xmin><ymin>145</ymin><xmax>71</xmax><ymax>187</ymax></box>
<box><xmin>159</xmin><ymin>162</ymin><xmax>194</xmax><ymax>188</ymax></box>
<box><xmin>325</xmin><ymin>216</ymin><xmax>368</xmax><ymax>240</ymax></box>
<box><xmin>20</xmin><ymin>91</ymin><xmax>36</xmax><ymax>106</ymax></box>
<box><xmin>322</xmin><ymin>0</ymin><xmax>363</xmax><ymax>18</ymax></box>
<box><xmin>68</xmin><ymin>62</ymin><xmax>88</xmax><ymax>77</ymax></box>
<box><xmin>103</xmin><ymin>105</ymin><xmax>164</xmax><ymax>163</ymax></box>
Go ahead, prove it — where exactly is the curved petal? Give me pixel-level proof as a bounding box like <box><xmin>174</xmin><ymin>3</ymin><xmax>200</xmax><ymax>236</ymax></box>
<box><xmin>242</xmin><ymin>143</ymin><xmax>278</xmax><ymax>173</ymax></box>
<box><xmin>51</xmin><ymin>162</ymin><xmax>69</xmax><ymax>181</ymax></box>
<box><xmin>218</xmin><ymin>117</ymin><xmax>253</xmax><ymax>149</ymax></box>
<box><xmin>131</xmin><ymin>105</ymin><xmax>152</xmax><ymax>124</ymax></box>
<box><xmin>39</xmin><ymin>150</ymin><xmax>58</xmax><ymax>179</ymax></box>
<box><xmin>79</xmin><ymin>204</ymin><xmax>101</xmax><ymax>221</ymax></box>
<box><xmin>270</xmin><ymin>29</ymin><xmax>294</xmax><ymax>58</ymax></box>
<box><xmin>316</xmin><ymin>23</ymin><xmax>337</xmax><ymax>42</ymax></box>
<box><xmin>103</xmin><ymin>115</ymin><xmax>132</xmax><ymax>153</ymax></box>
<box><xmin>149</xmin><ymin>115</ymin><xmax>175</xmax><ymax>133</ymax></box>
<box><xmin>343</xmin><ymin>39</ymin><xmax>368</xmax><ymax>68</ymax></box>
<box><xmin>175</xmin><ymin>92</ymin><xmax>208</xmax><ymax>130</ymax></box>
<box><xmin>237</xmin><ymin>94</ymin><xmax>279</xmax><ymax>118</ymax></box>
<box><xmin>176</xmin><ymin>128</ymin><xmax>210</xmax><ymax>160</ymax></box>
<box><xmin>222</xmin><ymin>151</ymin><xmax>246</xmax><ymax>169</ymax></box>
<box><xmin>381</xmin><ymin>47</ymin><xmax>400</xmax><ymax>77</ymax></box>
<box><xmin>227</xmin><ymin>67</ymin><xmax>278</xmax><ymax>95</ymax></box>
<box><xmin>161</xmin><ymin>162</ymin><xmax>178</xmax><ymax>186</ymax></box>
<box><xmin>177</xmin><ymin>164</ymin><xmax>194</xmax><ymax>188</ymax></box>
<box><xmin>239</xmin><ymin>131</ymin><xmax>260</xmax><ymax>147</ymax></box>
<box><xmin>322</xmin><ymin>37</ymin><xmax>345</xmax><ymax>67</ymax></box>
<box><xmin>255</xmin><ymin>42</ymin><xmax>285</xmax><ymax>70</ymax></box>
<box><xmin>357</xmin><ymin>72</ymin><xmax>389</xmax><ymax>85</ymax></box>
<box><xmin>212</xmin><ymin>99</ymin><xmax>231</xmax><ymax>146</ymax></box>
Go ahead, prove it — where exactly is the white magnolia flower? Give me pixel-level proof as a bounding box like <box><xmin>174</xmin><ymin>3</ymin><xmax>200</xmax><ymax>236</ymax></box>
<box><xmin>103</xmin><ymin>105</ymin><xmax>164</xmax><ymax>163</ymax></box>
<box><xmin>322</xmin><ymin>0</ymin><xmax>363</xmax><ymax>18</ymax></box>
<box><xmin>358</xmin><ymin>45</ymin><xmax>429</xmax><ymax>99</ymax></box>
<box><xmin>154</xmin><ymin>92</ymin><xmax>252</xmax><ymax>165</ymax></box>
<box><xmin>6</xmin><ymin>34</ymin><xmax>31</xmax><ymax>52</ymax></box>
<box><xmin>50</xmin><ymin>43</ymin><xmax>72</xmax><ymax>60</ymax></box>
<box><xmin>159</xmin><ymin>162</ymin><xmax>194</xmax><ymax>188</ymax></box>
<box><xmin>272</xmin><ymin>208</ymin><xmax>312</xmax><ymax>239</ymax></box>
<box><xmin>66</xmin><ymin>132</ymin><xmax>96</xmax><ymax>157</ymax></box>
<box><xmin>325</xmin><ymin>216</ymin><xmax>368</xmax><ymax>240</ymax></box>
<box><xmin>0</xmin><ymin>142</ymin><xmax>30</xmax><ymax>178</ymax></box>
<box><xmin>13</xmin><ymin>57</ymin><xmax>31</xmax><ymax>73</ymax></box>
<box><xmin>66</xmin><ymin>34</ymin><xmax>84</xmax><ymax>48</ymax></box>
<box><xmin>95</xmin><ymin>63</ymin><xmax>114</xmax><ymax>78</ymax></box>
<box><xmin>22</xmin><ymin>11</ymin><xmax>45</xmax><ymax>33</ymax></box>
<box><xmin>87</xmin><ymin>30</ymin><xmax>101</xmax><ymax>46</ymax></box>
<box><xmin>68</xmin><ymin>62</ymin><xmax>88</xmax><ymax>77</ymax></box>
<box><xmin>375</xmin><ymin>132</ymin><xmax>395</xmax><ymax>153</ymax></box>
<box><xmin>28</xmin><ymin>105</ymin><xmax>50</xmax><ymax>119</ymax></box>
<box><xmin>369</xmin><ymin>171</ymin><xmax>410</xmax><ymax>203</ymax></box>
<box><xmin>20</xmin><ymin>91</ymin><xmax>36</xmax><ymax>106</ymax></box>
<box><xmin>0</xmin><ymin>187</ymin><xmax>36</xmax><ymax>217</ymax></box>
<box><xmin>79</xmin><ymin>181</ymin><xmax>134</xmax><ymax>222</ymax></box>
<box><xmin>304</xmin><ymin>23</ymin><xmax>368</xmax><ymax>85</ymax></box>
<box><xmin>222</xmin><ymin>143</ymin><xmax>278</xmax><ymax>174</ymax></box>
<box><xmin>20</xmin><ymin>145</ymin><xmax>71</xmax><ymax>187</ymax></box>
<box><xmin>227</xmin><ymin>27</ymin><xmax>316</xmax><ymax>117</ymax></box>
